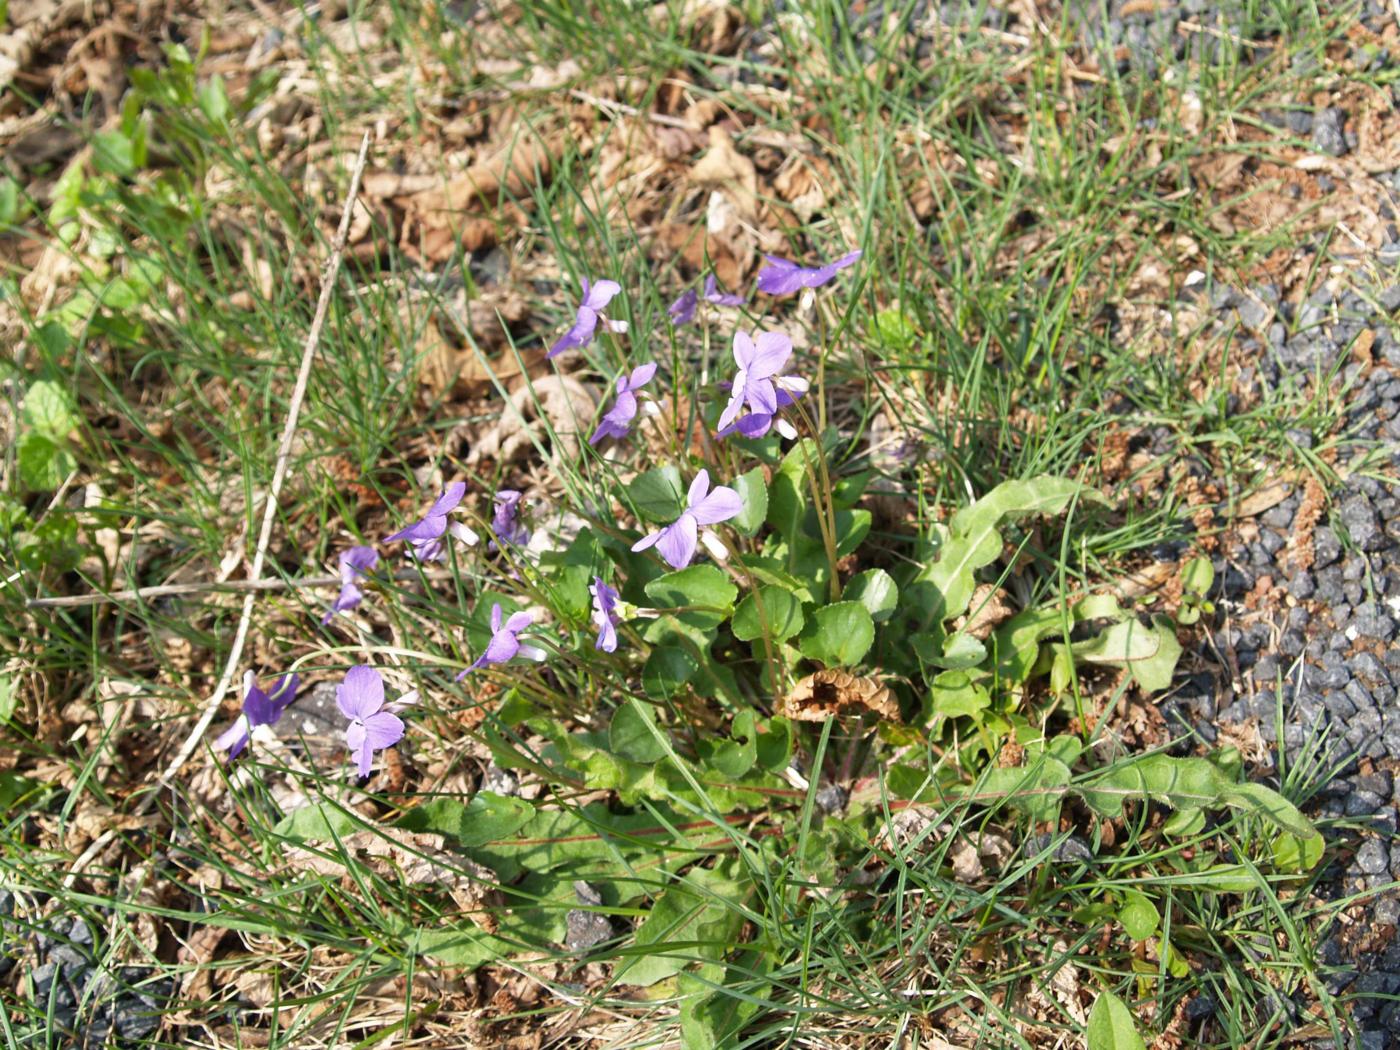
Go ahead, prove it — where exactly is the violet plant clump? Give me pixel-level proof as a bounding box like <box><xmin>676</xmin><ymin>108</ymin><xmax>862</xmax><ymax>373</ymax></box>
<box><xmin>716</xmin><ymin>328</ymin><xmax>809</xmax><ymax>440</ymax></box>
<box><xmin>589</xmin><ymin>362</ymin><xmax>657</xmax><ymax>445</ymax></box>
<box><xmin>386</xmin><ymin>482</ymin><xmax>479</xmax><ymax>561</ymax></box>
<box><xmin>489</xmin><ymin>490</ymin><xmax>530</xmax><ymax>549</ymax></box>
<box><xmin>549</xmin><ymin>277</ymin><xmax>627</xmax><ymax>357</ymax></box>
<box><xmin>178</xmin><ymin>155</ymin><xmax>1327</xmax><ymax>1041</ymax></box>
<box><xmin>336</xmin><ymin>665</ymin><xmax>414</xmax><ymax>779</ymax></box>
<box><xmin>459</xmin><ymin>603</ymin><xmax>545</xmax><ymax>678</ymax></box>
<box><xmin>322</xmin><ymin>545</ymin><xmax>378</xmax><ymax>623</ymax></box>
<box><xmin>755</xmin><ymin>249</ymin><xmax>862</xmax><ymax>296</ymax></box>
<box><xmin>631</xmin><ymin>469</ymin><xmax>743</xmax><ymax>569</ymax></box>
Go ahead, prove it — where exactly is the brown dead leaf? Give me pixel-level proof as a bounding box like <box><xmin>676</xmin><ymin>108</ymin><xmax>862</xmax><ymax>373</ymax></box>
<box><xmin>956</xmin><ymin>584</ymin><xmax>1014</xmax><ymax>641</ymax></box>
<box><xmin>419</xmin><ymin>132</ymin><xmax>564</xmax><ymax>212</ymax></box>
<box><xmin>779</xmin><ymin>669</ymin><xmax>899</xmax><ymax>721</ymax></box>
<box><xmin>287</xmin><ymin>830</ymin><xmax>502</xmax><ymax>928</ymax></box>
<box><xmin>467</xmin><ymin>373</ymin><xmax>599</xmax><ymax>466</ymax></box>
<box><xmin>773</xmin><ymin>156</ymin><xmax>831</xmax><ymax>223</ymax></box>
<box><xmin>949</xmin><ymin>838</ymin><xmax>983</xmax><ymax>882</ymax></box>
<box><xmin>414</xmin><ymin>291</ymin><xmax>535</xmax><ymax>396</ymax></box>
<box><xmin>1236</xmin><ymin>479</ymin><xmax>1293</xmax><ymax>518</ymax></box>
<box><xmin>689</xmin><ymin>125</ymin><xmax>757</xmax><ymax>222</ymax></box>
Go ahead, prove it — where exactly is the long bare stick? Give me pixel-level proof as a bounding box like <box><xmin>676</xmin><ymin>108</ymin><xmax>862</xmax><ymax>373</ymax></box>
<box><xmin>27</xmin><ymin>568</ymin><xmax>451</xmax><ymax>609</ymax></box>
<box><xmin>157</xmin><ymin>133</ymin><xmax>372</xmax><ymax>786</ymax></box>
<box><xmin>63</xmin><ymin>133</ymin><xmax>372</xmax><ymax>887</ymax></box>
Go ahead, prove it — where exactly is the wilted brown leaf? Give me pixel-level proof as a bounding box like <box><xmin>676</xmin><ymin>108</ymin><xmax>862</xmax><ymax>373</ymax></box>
<box><xmin>414</xmin><ymin>291</ymin><xmax>536</xmax><ymax>396</ymax></box>
<box><xmin>779</xmin><ymin>669</ymin><xmax>899</xmax><ymax>721</ymax></box>
<box><xmin>955</xmin><ymin>584</ymin><xmax>1014</xmax><ymax>641</ymax></box>
<box><xmin>467</xmin><ymin>373</ymin><xmax>599</xmax><ymax>466</ymax></box>
<box><xmin>689</xmin><ymin>125</ymin><xmax>757</xmax><ymax>221</ymax></box>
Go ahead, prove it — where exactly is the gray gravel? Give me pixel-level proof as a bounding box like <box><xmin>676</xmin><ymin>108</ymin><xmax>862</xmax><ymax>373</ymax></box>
<box><xmin>4</xmin><ymin>899</ymin><xmax>174</xmax><ymax>1047</ymax></box>
<box><xmin>1189</xmin><ymin>261</ymin><xmax>1400</xmax><ymax>1046</ymax></box>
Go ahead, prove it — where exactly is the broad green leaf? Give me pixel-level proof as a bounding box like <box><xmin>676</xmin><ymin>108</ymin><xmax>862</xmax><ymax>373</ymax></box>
<box><xmin>731</xmin><ymin>586</ymin><xmax>804</xmax><ymax>642</ymax></box>
<box><xmin>831</xmin><ymin>508</ymin><xmax>871</xmax><ymax>557</ymax></box>
<box><xmin>1272</xmin><ymin>831</ymin><xmax>1325</xmax><ymax>872</ymax></box>
<box><xmin>1161</xmin><ymin>807</ymin><xmax>1205</xmax><ymax>837</ymax></box>
<box><xmin>629</xmin><ymin>466</ymin><xmax>686</xmax><ymax>523</ymax></box>
<box><xmin>1117</xmin><ymin>890</ymin><xmax>1159</xmax><ymax>941</ymax></box>
<box><xmin>415</xmin><ymin>925</ymin><xmax>506</xmax><ymax>970</ymax></box>
<box><xmin>1161</xmin><ymin>936</ymin><xmax>1190</xmax><ymax>978</ymax></box>
<box><xmin>730</xmin><ymin>468</ymin><xmax>768</xmax><ymax>536</ymax></box>
<box><xmin>766</xmin><ymin>438</ymin><xmax>819</xmax><ymax>540</ymax></box>
<box><xmin>1080</xmin><ymin>754</ymin><xmax>1319</xmax><ymax>842</ymax></box>
<box><xmin>928</xmin><ymin>669</ymin><xmax>990</xmax><ymax>720</ymax></box>
<box><xmin>1073</xmin><ymin>619</ymin><xmax>1161</xmax><ymax>665</ymax></box>
<box><xmin>798</xmin><ymin>602</ymin><xmax>874</xmax><ymax>667</ymax></box>
<box><xmin>1180</xmin><ymin>555</ymin><xmax>1214</xmax><ymax>596</ymax></box>
<box><xmin>619</xmin><ymin>862</ymin><xmax>748</xmax><ymax>987</ymax></box>
<box><xmin>909</xmin><ymin>476</ymin><xmax>1103</xmax><ymax>640</ymax></box>
<box><xmin>643</xmin><ymin>646</ymin><xmax>699</xmax><ymax>700</ymax></box>
<box><xmin>842</xmin><ymin>569</ymin><xmax>898</xmax><ymax>622</ymax></box>
<box><xmin>646</xmin><ymin>565</ymin><xmax>737</xmax><ymax>611</ymax></box>
<box><xmin>22</xmin><ymin>380</ymin><xmax>80</xmax><ymax>438</ymax></box>
<box><xmin>971</xmin><ymin>755</ymin><xmax>1072</xmax><ymax>824</ymax></box>
<box><xmin>274</xmin><ymin>803</ymin><xmax>363</xmax><ymax>843</ymax></box>
<box><xmin>197</xmin><ymin>75</ymin><xmax>230</xmax><ymax>123</ymax></box>
<box><xmin>938</xmin><ymin>633</ymin><xmax>987</xmax><ymax>670</ymax></box>
<box><xmin>0</xmin><ymin>176</ymin><xmax>21</xmax><ymax>227</ymax></box>
<box><xmin>92</xmin><ymin>130</ymin><xmax>137</xmax><ymax>176</ymax></box>
<box><xmin>1130</xmin><ymin>616</ymin><xmax>1182</xmax><ymax>693</ymax></box>
<box><xmin>467</xmin><ymin>804</ymin><xmax>706</xmax><ymax>880</ymax></box>
<box><xmin>0</xmin><ymin>773</ymin><xmax>39</xmax><ymax>810</ymax></box>
<box><xmin>610</xmin><ymin>700</ymin><xmax>669</xmax><ymax>763</ymax></box>
<box><xmin>679</xmin><ymin>962</ymin><xmax>766</xmax><ymax>1050</ymax></box>
<box><xmin>17</xmin><ymin>433</ymin><xmax>76</xmax><ymax>492</ymax></box>
<box><xmin>699</xmin><ymin>710</ymin><xmax>756</xmax><ymax>778</ymax></box>
<box><xmin>1086</xmin><ymin>990</ymin><xmax>1146</xmax><ymax>1050</ymax></box>
<box><xmin>754</xmin><ymin>717</ymin><xmax>792</xmax><ymax>771</ymax></box>
<box><xmin>0</xmin><ymin>674</ymin><xmax>16</xmax><ymax>723</ymax></box>
<box><xmin>396</xmin><ymin>792</ymin><xmax>534</xmax><ymax>847</ymax></box>
<box><xmin>871</xmin><ymin>307</ymin><xmax>917</xmax><ymax>352</ymax></box>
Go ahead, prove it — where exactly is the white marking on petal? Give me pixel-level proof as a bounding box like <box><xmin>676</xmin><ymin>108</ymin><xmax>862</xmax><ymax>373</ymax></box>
<box><xmin>518</xmin><ymin>645</ymin><xmax>548</xmax><ymax>662</ymax></box>
<box><xmin>700</xmin><ymin>530</ymin><xmax>730</xmax><ymax>561</ymax></box>
<box><xmin>777</xmin><ymin>375</ymin><xmax>809</xmax><ymax>395</ymax></box>
<box><xmin>449</xmin><ymin>522</ymin><xmax>480</xmax><ymax>546</ymax></box>
<box><xmin>776</xmin><ymin>418</ymin><xmax>798</xmax><ymax>441</ymax></box>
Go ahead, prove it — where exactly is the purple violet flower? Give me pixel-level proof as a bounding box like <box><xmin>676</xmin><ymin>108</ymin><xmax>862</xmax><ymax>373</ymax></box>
<box><xmin>716</xmin><ymin>329</ymin><xmax>809</xmax><ymax>440</ymax></box>
<box><xmin>458</xmin><ymin>603</ymin><xmax>545</xmax><ymax>678</ymax></box>
<box><xmin>668</xmin><ymin>275</ymin><xmax>746</xmax><ymax>325</ymax></box>
<box><xmin>489</xmin><ymin>490</ymin><xmax>530</xmax><ymax>550</ymax></box>
<box><xmin>214</xmin><ymin>670</ymin><xmax>299</xmax><ymax>761</ymax></box>
<box><xmin>385</xmin><ymin>482</ymin><xmax>479</xmax><ymax>562</ymax></box>
<box><xmin>590</xmin><ymin>577</ymin><xmax>621</xmax><ymax>653</ymax></box>
<box><xmin>336</xmin><ymin>665</ymin><xmax>415</xmax><ymax>779</ymax></box>
<box><xmin>322</xmin><ymin>545</ymin><xmax>379</xmax><ymax>624</ymax></box>
<box><xmin>668</xmin><ymin>287</ymin><xmax>698</xmax><ymax>326</ymax></box>
<box><xmin>549</xmin><ymin>278</ymin><xmax>627</xmax><ymax>358</ymax></box>
<box><xmin>631</xmin><ymin>469</ymin><xmax>743</xmax><ymax>569</ymax></box>
<box><xmin>704</xmin><ymin>274</ymin><xmax>746</xmax><ymax>307</ymax></box>
<box><xmin>756</xmin><ymin>249</ymin><xmax>862</xmax><ymax>297</ymax></box>
<box><xmin>589</xmin><ymin>361</ymin><xmax>658</xmax><ymax>445</ymax></box>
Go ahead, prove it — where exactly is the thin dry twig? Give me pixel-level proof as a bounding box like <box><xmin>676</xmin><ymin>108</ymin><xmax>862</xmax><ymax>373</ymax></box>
<box><xmin>63</xmin><ymin>133</ymin><xmax>372</xmax><ymax>888</ymax></box>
